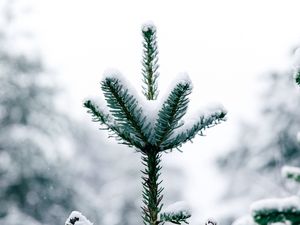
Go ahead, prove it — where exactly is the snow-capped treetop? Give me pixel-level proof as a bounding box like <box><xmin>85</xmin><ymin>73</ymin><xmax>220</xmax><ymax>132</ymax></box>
<box><xmin>65</xmin><ymin>211</ymin><xmax>93</xmax><ymax>225</ymax></box>
<box><xmin>142</xmin><ymin>21</ymin><xmax>156</xmax><ymax>33</ymax></box>
<box><xmin>281</xmin><ymin>166</ymin><xmax>300</xmax><ymax>181</ymax></box>
<box><xmin>250</xmin><ymin>196</ymin><xmax>300</xmax><ymax>214</ymax></box>
<box><xmin>102</xmin><ymin>68</ymin><xmax>123</xmax><ymax>82</ymax></box>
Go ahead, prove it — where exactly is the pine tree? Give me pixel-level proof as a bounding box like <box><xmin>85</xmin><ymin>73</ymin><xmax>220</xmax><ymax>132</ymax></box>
<box><xmin>217</xmin><ymin>61</ymin><xmax>300</xmax><ymax>225</ymax></box>
<box><xmin>251</xmin><ymin>166</ymin><xmax>300</xmax><ymax>225</ymax></box>
<box><xmin>232</xmin><ymin>56</ymin><xmax>300</xmax><ymax>225</ymax></box>
<box><xmin>247</xmin><ymin>67</ymin><xmax>300</xmax><ymax>225</ymax></box>
<box><xmin>83</xmin><ymin>23</ymin><xmax>227</xmax><ymax>225</ymax></box>
<box><xmin>232</xmin><ymin>166</ymin><xmax>300</xmax><ymax>225</ymax></box>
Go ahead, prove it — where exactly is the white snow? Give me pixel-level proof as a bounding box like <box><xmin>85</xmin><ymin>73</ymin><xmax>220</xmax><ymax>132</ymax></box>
<box><xmin>196</xmin><ymin>103</ymin><xmax>227</xmax><ymax>118</ymax></box>
<box><xmin>155</xmin><ymin>72</ymin><xmax>192</xmax><ymax>115</ymax></box>
<box><xmin>162</xmin><ymin>201</ymin><xmax>191</xmax><ymax>217</ymax></box>
<box><xmin>170</xmin><ymin>103</ymin><xmax>226</xmax><ymax>138</ymax></box>
<box><xmin>292</xmin><ymin>48</ymin><xmax>300</xmax><ymax>79</ymax></box>
<box><xmin>141</xmin><ymin>21</ymin><xmax>156</xmax><ymax>32</ymax></box>
<box><xmin>232</xmin><ymin>215</ymin><xmax>257</xmax><ymax>225</ymax></box>
<box><xmin>101</xmin><ymin>69</ymin><xmax>161</xmax><ymax>127</ymax></box>
<box><xmin>84</xmin><ymin>96</ymin><xmax>111</xmax><ymax>116</ymax></box>
<box><xmin>65</xmin><ymin>211</ymin><xmax>93</xmax><ymax>225</ymax></box>
<box><xmin>293</xmin><ymin>48</ymin><xmax>300</xmax><ymax>69</ymax></box>
<box><xmin>100</xmin><ymin>70</ymin><xmax>197</xmax><ymax>128</ymax></box>
<box><xmin>175</xmin><ymin>72</ymin><xmax>192</xmax><ymax>86</ymax></box>
<box><xmin>101</xmin><ymin>68</ymin><xmax>141</xmax><ymax>100</ymax></box>
<box><xmin>165</xmin><ymin>72</ymin><xmax>192</xmax><ymax>92</ymax></box>
<box><xmin>250</xmin><ymin>196</ymin><xmax>300</xmax><ymax>214</ymax></box>
<box><xmin>102</xmin><ymin>68</ymin><xmax>123</xmax><ymax>79</ymax></box>
<box><xmin>282</xmin><ymin>166</ymin><xmax>300</xmax><ymax>179</ymax></box>
<box><xmin>297</xmin><ymin>132</ymin><xmax>300</xmax><ymax>143</ymax></box>
<box><xmin>139</xmin><ymin>98</ymin><xmax>161</xmax><ymax>125</ymax></box>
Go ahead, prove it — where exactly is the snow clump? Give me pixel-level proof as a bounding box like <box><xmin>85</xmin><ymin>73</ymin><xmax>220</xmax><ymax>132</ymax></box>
<box><xmin>65</xmin><ymin>211</ymin><xmax>93</xmax><ymax>225</ymax></box>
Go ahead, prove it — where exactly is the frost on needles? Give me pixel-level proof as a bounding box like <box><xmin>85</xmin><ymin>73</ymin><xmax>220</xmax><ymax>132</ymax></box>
<box><xmin>83</xmin><ymin>22</ymin><xmax>227</xmax><ymax>225</ymax></box>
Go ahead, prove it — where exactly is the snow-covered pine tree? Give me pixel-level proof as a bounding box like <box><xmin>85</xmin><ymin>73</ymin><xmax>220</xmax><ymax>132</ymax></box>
<box><xmin>82</xmin><ymin>23</ymin><xmax>227</xmax><ymax>225</ymax></box>
<box><xmin>232</xmin><ymin>58</ymin><xmax>300</xmax><ymax>225</ymax></box>
<box><xmin>249</xmin><ymin>166</ymin><xmax>300</xmax><ymax>225</ymax></box>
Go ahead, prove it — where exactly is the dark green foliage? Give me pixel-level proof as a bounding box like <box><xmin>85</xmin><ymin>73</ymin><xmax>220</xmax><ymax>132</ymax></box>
<box><xmin>142</xmin><ymin>23</ymin><xmax>159</xmax><ymax>100</ymax></box>
<box><xmin>102</xmin><ymin>77</ymin><xmax>151</xmax><ymax>146</ymax></box>
<box><xmin>253</xmin><ymin>207</ymin><xmax>300</xmax><ymax>225</ymax></box>
<box><xmin>154</xmin><ymin>82</ymin><xmax>192</xmax><ymax>146</ymax></box>
<box><xmin>84</xmin><ymin>23</ymin><xmax>226</xmax><ymax>225</ymax></box>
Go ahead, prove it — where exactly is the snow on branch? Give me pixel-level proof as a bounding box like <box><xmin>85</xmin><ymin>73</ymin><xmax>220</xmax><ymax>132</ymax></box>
<box><xmin>250</xmin><ymin>196</ymin><xmax>300</xmax><ymax>225</ymax></box>
<box><xmin>282</xmin><ymin>166</ymin><xmax>300</xmax><ymax>182</ymax></box>
<box><xmin>65</xmin><ymin>211</ymin><xmax>93</xmax><ymax>225</ymax></box>
<box><xmin>251</xmin><ymin>196</ymin><xmax>300</xmax><ymax>214</ymax></box>
<box><xmin>297</xmin><ymin>132</ymin><xmax>300</xmax><ymax>143</ymax></box>
<box><xmin>142</xmin><ymin>21</ymin><xmax>156</xmax><ymax>33</ymax></box>
<box><xmin>160</xmin><ymin>201</ymin><xmax>191</xmax><ymax>224</ymax></box>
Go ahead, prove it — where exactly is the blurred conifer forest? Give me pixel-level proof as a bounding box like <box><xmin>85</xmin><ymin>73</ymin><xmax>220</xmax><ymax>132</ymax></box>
<box><xmin>0</xmin><ymin>1</ymin><xmax>182</xmax><ymax>224</ymax></box>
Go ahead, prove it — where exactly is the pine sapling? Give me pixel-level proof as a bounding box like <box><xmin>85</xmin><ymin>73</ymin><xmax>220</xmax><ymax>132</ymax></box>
<box><xmin>83</xmin><ymin>22</ymin><xmax>227</xmax><ymax>225</ymax></box>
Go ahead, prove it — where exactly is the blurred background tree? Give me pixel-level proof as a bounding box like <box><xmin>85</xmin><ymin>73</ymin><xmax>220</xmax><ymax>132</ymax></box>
<box><xmin>0</xmin><ymin>0</ymin><xmax>77</xmax><ymax>224</ymax></box>
<box><xmin>0</xmin><ymin>1</ymin><xmax>184</xmax><ymax>225</ymax></box>
<box><xmin>217</xmin><ymin>55</ymin><xmax>300</xmax><ymax>224</ymax></box>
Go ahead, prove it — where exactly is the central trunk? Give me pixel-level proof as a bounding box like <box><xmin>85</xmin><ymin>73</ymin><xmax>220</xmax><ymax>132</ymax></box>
<box><xmin>141</xmin><ymin>148</ymin><xmax>163</xmax><ymax>225</ymax></box>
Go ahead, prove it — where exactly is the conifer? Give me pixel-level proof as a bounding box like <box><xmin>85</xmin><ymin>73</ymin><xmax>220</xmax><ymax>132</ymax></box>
<box><xmin>84</xmin><ymin>23</ymin><xmax>227</xmax><ymax>225</ymax></box>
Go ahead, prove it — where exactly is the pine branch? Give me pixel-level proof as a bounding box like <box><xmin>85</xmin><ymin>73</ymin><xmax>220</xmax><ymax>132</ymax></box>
<box><xmin>162</xmin><ymin>110</ymin><xmax>227</xmax><ymax>151</ymax></box>
<box><xmin>253</xmin><ymin>208</ymin><xmax>300</xmax><ymax>225</ymax></box>
<box><xmin>142</xmin><ymin>23</ymin><xmax>159</xmax><ymax>100</ymax></box>
<box><xmin>84</xmin><ymin>99</ymin><xmax>144</xmax><ymax>149</ymax></box>
<box><xmin>160</xmin><ymin>211</ymin><xmax>191</xmax><ymax>224</ymax></box>
<box><xmin>251</xmin><ymin>196</ymin><xmax>300</xmax><ymax>225</ymax></box>
<box><xmin>154</xmin><ymin>82</ymin><xmax>192</xmax><ymax>146</ymax></box>
<box><xmin>84</xmin><ymin>100</ymin><xmax>111</xmax><ymax>125</ymax></box>
<box><xmin>160</xmin><ymin>202</ymin><xmax>191</xmax><ymax>225</ymax></box>
<box><xmin>101</xmin><ymin>77</ymin><xmax>151</xmax><ymax>148</ymax></box>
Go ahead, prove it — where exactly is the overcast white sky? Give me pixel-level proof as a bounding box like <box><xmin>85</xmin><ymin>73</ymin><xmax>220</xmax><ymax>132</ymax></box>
<box><xmin>17</xmin><ymin>0</ymin><xmax>300</xmax><ymax>222</ymax></box>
